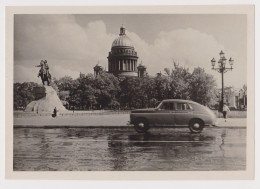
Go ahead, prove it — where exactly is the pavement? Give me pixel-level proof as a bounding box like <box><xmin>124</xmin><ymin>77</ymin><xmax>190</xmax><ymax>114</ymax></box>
<box><xmin>214</xmin><ymin>118</ymin><xmax>246</xmax><ymax>128</ymax></box>
<box><xmin>13</xmin><ymin>113</ymin><xmax>246</xmax><ymax>128</ymax></box>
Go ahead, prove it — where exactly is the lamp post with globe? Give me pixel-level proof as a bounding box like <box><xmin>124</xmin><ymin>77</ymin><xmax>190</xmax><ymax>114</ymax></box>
<box><xmin>211</xmin><ymin>50</ymin><xmax>234</xmax><ymax>112</ymax></box>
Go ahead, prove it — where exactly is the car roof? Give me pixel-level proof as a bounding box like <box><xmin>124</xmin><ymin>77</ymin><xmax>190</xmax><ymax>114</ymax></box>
<box><xmin>161</xmin><ymin>99</ymin><xmax>199</xmax><ymax>104</ymax></box>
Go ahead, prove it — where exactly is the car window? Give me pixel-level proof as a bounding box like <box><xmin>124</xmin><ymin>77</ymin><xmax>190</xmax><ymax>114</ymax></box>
<box><xmin>176</xmin><ymin>103</ymin><xmax>191</xmax><ymax>111</ymax></box>
<box><xmin>160</xmin><ymin>102</ymin><xmax>174</xmax><ymax>110</ymax></box>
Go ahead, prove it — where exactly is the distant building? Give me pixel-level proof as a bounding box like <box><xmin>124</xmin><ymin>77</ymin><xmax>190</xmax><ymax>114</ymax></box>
<box><xmin>79</xmin><ymin>72</ymin><xmax>85</xmax><ymax>78</ymax></box>
<box><xmin>238</xmin><ymin>88</ymin><xmax>247</xmax><ymax>109</ymax></box>
<box><xmin>107</xmin><ymin>25</ymin><xmax>139</xmax><ymax>77</ymax></box>
<box><xmin>224</xmin><ymin>87</ymin><xmax>237</xmax><ymax>108</ymax></box>
<box><xmin>93</xmin><ymin>64</ymin><xmax>103</xmax><ymax>77</ymax></box>
<box><xmin>217</xmin><ymin>86</ymin><xmax>247</xmax><ymax>109</ymax></box>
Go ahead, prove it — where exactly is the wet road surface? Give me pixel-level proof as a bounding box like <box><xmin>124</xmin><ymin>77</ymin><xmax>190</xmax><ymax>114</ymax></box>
<box><xmin>13</xmin><ymin>127</ymin><xmax>246</xmax><ymax>171</ymax></box>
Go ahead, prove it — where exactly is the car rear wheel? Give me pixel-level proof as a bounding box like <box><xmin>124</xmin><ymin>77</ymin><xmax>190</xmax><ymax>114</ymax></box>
<box><xmin>134</xmin><ymin>118</ymin><xmax>150</xmax><ymax>133</ymax></box>
<box><xmin>189</xmin><ymin>119</ymin><xmax>204</xmax><ymax>133</ymax></box>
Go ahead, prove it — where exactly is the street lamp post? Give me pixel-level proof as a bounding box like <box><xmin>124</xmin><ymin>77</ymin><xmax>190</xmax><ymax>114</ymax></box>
<box><xmin>211</xmin><ymin>50</ymin><xmax>234</xmax><ymax>112</ymax></box>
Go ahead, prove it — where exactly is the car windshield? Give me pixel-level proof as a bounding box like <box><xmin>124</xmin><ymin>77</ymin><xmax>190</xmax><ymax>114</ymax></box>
<box><xmin>156</xmin><ymin>102</ymin><xmax>163</xmax><ymax>109</ymax></box>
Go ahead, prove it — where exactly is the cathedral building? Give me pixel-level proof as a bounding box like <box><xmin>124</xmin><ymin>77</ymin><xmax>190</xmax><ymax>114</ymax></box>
<box><xmin>107</xmin><ymin>25</ymin><xmax>139</xmax><ymax>77</ymax></box>
<box><xmin>90</xmin><ymin>25</ymin><xmax>147</xmax><ymax>78</ymax></box>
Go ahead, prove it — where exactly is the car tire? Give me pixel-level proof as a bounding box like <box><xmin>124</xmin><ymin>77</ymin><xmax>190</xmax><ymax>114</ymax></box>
<box><xmin>189</xmin><ymin>119</ymin><xmax>204</xmax><ymax>133</ymax></box>
<box><xmin>134</xmin><ymin>118</ymin><xmax>150</xmax><ymax>133</ymax></box>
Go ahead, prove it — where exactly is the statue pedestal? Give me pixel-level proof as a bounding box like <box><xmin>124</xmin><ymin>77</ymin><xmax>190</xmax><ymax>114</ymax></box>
<box><xmin>33</xmin><ymin>87</ymin><xmax>46</xmax><ymax>100</ymax></box>
<box><xmin>25</xmin><ymin>85</ymin><xmax>66</xmax><ymax>113</ymax></box>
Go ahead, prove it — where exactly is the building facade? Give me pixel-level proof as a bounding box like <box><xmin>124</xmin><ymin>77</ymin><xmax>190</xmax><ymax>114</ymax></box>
<box><xmin>216</xmin><ymin>86</ymin><xmax>247</xmax><ymax>110</ymax></box>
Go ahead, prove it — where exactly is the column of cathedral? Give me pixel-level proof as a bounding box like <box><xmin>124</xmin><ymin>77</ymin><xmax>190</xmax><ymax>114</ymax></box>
<box><xmin>110</xmin><ymin>59</ymin><xmax>138</xmax><ymax>72</ymax></box>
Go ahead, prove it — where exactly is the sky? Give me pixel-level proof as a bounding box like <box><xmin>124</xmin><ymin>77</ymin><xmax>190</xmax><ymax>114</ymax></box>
<box><xmin>14</xmin><ymin>14</ymin><xmax>247</xmax><ymax>88</ymax></box>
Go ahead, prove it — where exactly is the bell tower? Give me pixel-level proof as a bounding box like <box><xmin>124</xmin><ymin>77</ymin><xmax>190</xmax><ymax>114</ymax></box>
<box><xmin>93</xmin><ymin>64</ymin><xmax>103</xmax><ymax>77</ymax></box>
<box><xmin>137</xmin><ymin>62</ymin><xmax>147</xmax><ymax>78</ymax></box>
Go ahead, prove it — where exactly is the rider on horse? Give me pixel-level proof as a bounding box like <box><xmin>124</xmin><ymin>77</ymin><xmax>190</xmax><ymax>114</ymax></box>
<box><xmin>36</xmin><ymin>60</ymin><xmax>51</xmax><ymax>85</ymax></box>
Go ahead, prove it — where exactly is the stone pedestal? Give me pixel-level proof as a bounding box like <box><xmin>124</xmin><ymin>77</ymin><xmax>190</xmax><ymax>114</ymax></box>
<box><xmin>33</xmin><ymin>87</ymin><xmax>46</xmax><ymax>100</ymax></box>
<box><xmin>25</xmin><ymin>85</ymin><xmax>66</xmax><ymax>113</ymax></box>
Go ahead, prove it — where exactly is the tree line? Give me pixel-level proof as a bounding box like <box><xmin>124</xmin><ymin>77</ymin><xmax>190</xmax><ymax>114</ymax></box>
<box><xmin>14</xmin><ymin>63</ymin><xmax>218</xmax><ymax>110</ymax></box>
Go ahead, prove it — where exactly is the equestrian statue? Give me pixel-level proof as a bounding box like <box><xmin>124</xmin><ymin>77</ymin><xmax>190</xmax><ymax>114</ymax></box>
<box><xmin>35</xmin><ymin>60</ymin><xmax>51</xmax><ymax>86</ymax></box>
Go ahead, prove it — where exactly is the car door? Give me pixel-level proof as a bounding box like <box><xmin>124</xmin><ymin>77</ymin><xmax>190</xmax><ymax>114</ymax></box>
<box><xmin>152</xmin><ymin>102</ymin><xmax>175</xmax><ymax>126</ymax></box>
<box><xmin>174</xmin><ymin>102</ymin><xmax>193</xmax><ymax>126</ymax></box>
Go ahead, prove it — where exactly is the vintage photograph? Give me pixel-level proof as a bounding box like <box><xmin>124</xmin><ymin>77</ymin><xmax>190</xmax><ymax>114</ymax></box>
<box><xmin>6</xmin><ymin>6</ymin><xmax>254</xmax><ymax>179</ymax></box>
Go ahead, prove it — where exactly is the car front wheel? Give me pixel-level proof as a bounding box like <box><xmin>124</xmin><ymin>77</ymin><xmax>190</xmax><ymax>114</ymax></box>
<box><xmin>134</xmin><ymin>118</ymin><xmax>150</xmax><ymax>133</ymax></box>
<box><xmin>189</xmin><ymin>119</ymin><xmax>204</xmax><ymax>133</ymax></box>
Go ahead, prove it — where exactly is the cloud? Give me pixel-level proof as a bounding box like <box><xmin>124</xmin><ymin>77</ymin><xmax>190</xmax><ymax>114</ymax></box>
<box><xmin>52</xmin><ymin>65</ymin><xmax>80</xmax><ymax>79</ymax></box>
<box><xmin>14</xmin><ymin>15</ymin><xmax>246</xmax><ymax>88</ymax></box>
<box><xmin>128</xmin><ymin>28</ymin><xmax>246</xmax><ymax>88</ymax></box>
<box><xmin>129</xmin><ymin>28</ymin><xmax>225</xmax><ymax>74</ymax></box>
<box><xmin>14</xmin><ymin>15</ymin><xmax>115</xmax><ymax>82</ymax></box>
<box><xmin>14</xmin><ymin>63</ymin><xmax>83</xmax><ymax>84</ymax></box>
<box><xmin>14</xmin><ymin>65</ymin><xmax>40</xmax><ymax>83</ymax></box>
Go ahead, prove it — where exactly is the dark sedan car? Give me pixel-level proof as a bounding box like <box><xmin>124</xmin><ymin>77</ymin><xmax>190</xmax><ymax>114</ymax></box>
<box><xmin>130</xmin><ymin>99</ymin><xmax>216</xmax><ymax>133</ymax></box>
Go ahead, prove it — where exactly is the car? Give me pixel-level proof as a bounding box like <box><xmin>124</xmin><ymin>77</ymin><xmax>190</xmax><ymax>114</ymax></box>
<box><xmin>130</xmin><ymin>99</ymin><xmax>217</xmax><ymax>133</ymax></box>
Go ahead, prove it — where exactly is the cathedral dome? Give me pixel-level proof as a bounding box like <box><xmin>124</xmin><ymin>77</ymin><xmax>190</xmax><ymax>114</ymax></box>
<box><xmin>108</xmin><ymin>25</ymin><xmax>138</xmax><ymax>78</ymax></box>
<box><xmin>112</xmin><ymin>35</ymin><xmax>133</xmax><ymax>47</ymax></box>
<box><xmin>111</xmin><ymin>25</ymin><xmax>133</xmax><ymax>48</ymax></box>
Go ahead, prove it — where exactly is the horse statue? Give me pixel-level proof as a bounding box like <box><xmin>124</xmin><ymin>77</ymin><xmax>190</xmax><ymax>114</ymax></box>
<box><xmin>36</xmin><ymin>60</ymin><xmax>51</xmax><ymax>86</ymax></box>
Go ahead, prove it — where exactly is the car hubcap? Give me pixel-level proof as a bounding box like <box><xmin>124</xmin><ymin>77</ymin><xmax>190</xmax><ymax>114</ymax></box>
<box><xmin>138</xmin><ymin>123</ymin><xmax>144</xmax><ymax>127</ymax></box>
<box><xmin>193</xmin><ymin>123</ymin><xmax>200</xmax><ymax>129</ymax></box>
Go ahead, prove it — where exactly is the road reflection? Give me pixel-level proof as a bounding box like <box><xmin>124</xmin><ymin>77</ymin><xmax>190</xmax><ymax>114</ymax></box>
<box><xmin>106</xmin><ymin>130</ymin><xmax>218</xmax><ymax>171</ymax></box>
<box><xmin>14</xmin><ymin>127</ymin><xmax>246</xmax><ymax>171</ymax></box>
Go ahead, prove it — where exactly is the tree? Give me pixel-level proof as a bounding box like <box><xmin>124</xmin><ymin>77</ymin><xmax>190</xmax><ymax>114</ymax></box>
<box><xmin>189</xmin><ymin>67</ymin><xmax>217</xmax><ymax>105</ymax></box>
<box><xmin>66</xmin><ymin>72</ymin><xmax>120</xmax><ymax>110</ymax></box>
<box><xmin>164</xmin><ymin>68</ymin><xmax>171</xmax><ymax>76</ymax></box>
<box><xmin>74</xmin><ymin>76</ymin><xmax>96</xmax><ymax>110</ymax></box>
<box><xmin>55</xmin><ymin>76</ymin><xmax>74</xmax><ymax>91</ymax></box>
<box><xmin>163</xmin><ymin>62</ymin><xmax>192</xmax><ymax>99</ymax></box>
<box><xmin>119</xmin><ymin>76</ymin><xmax>158</xmax><ymax>109</ymax></box>
<box><xmin>161</xmin><ymin>63</ymin><xmax>217</xmax><ymax>106</ymax></box>
<box><xmin>93</xmin><ymin>71</ymin><xmax>120</xmax><ymax>109</ymax></box>
<box><xmin>66</xmin><ymin>79</ymin><xmax>81</xmax><ymax>109</ymax></box>
<box><xmin>119</xmin><ymin>77</ymin><xmax>140</xmax><ymax>109</ymax></box>
<box><xmin>141</xmin><ymin>77</ymin><xmax>157</xmax><ymax>108</ymax></box>
<box><xmin>13</xmin><ymin>82</ymin><xmax>40</xmax><ymax>110</ymax></box>
<box><xmin>14</xmin><ymin>62</ymin><xmax>218</xmax><ymax>111</ymax></box>
<box><xmin>153</xmin><ymin>74</ymin><xmax>170</xmax><ymax>101</ymax></box>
